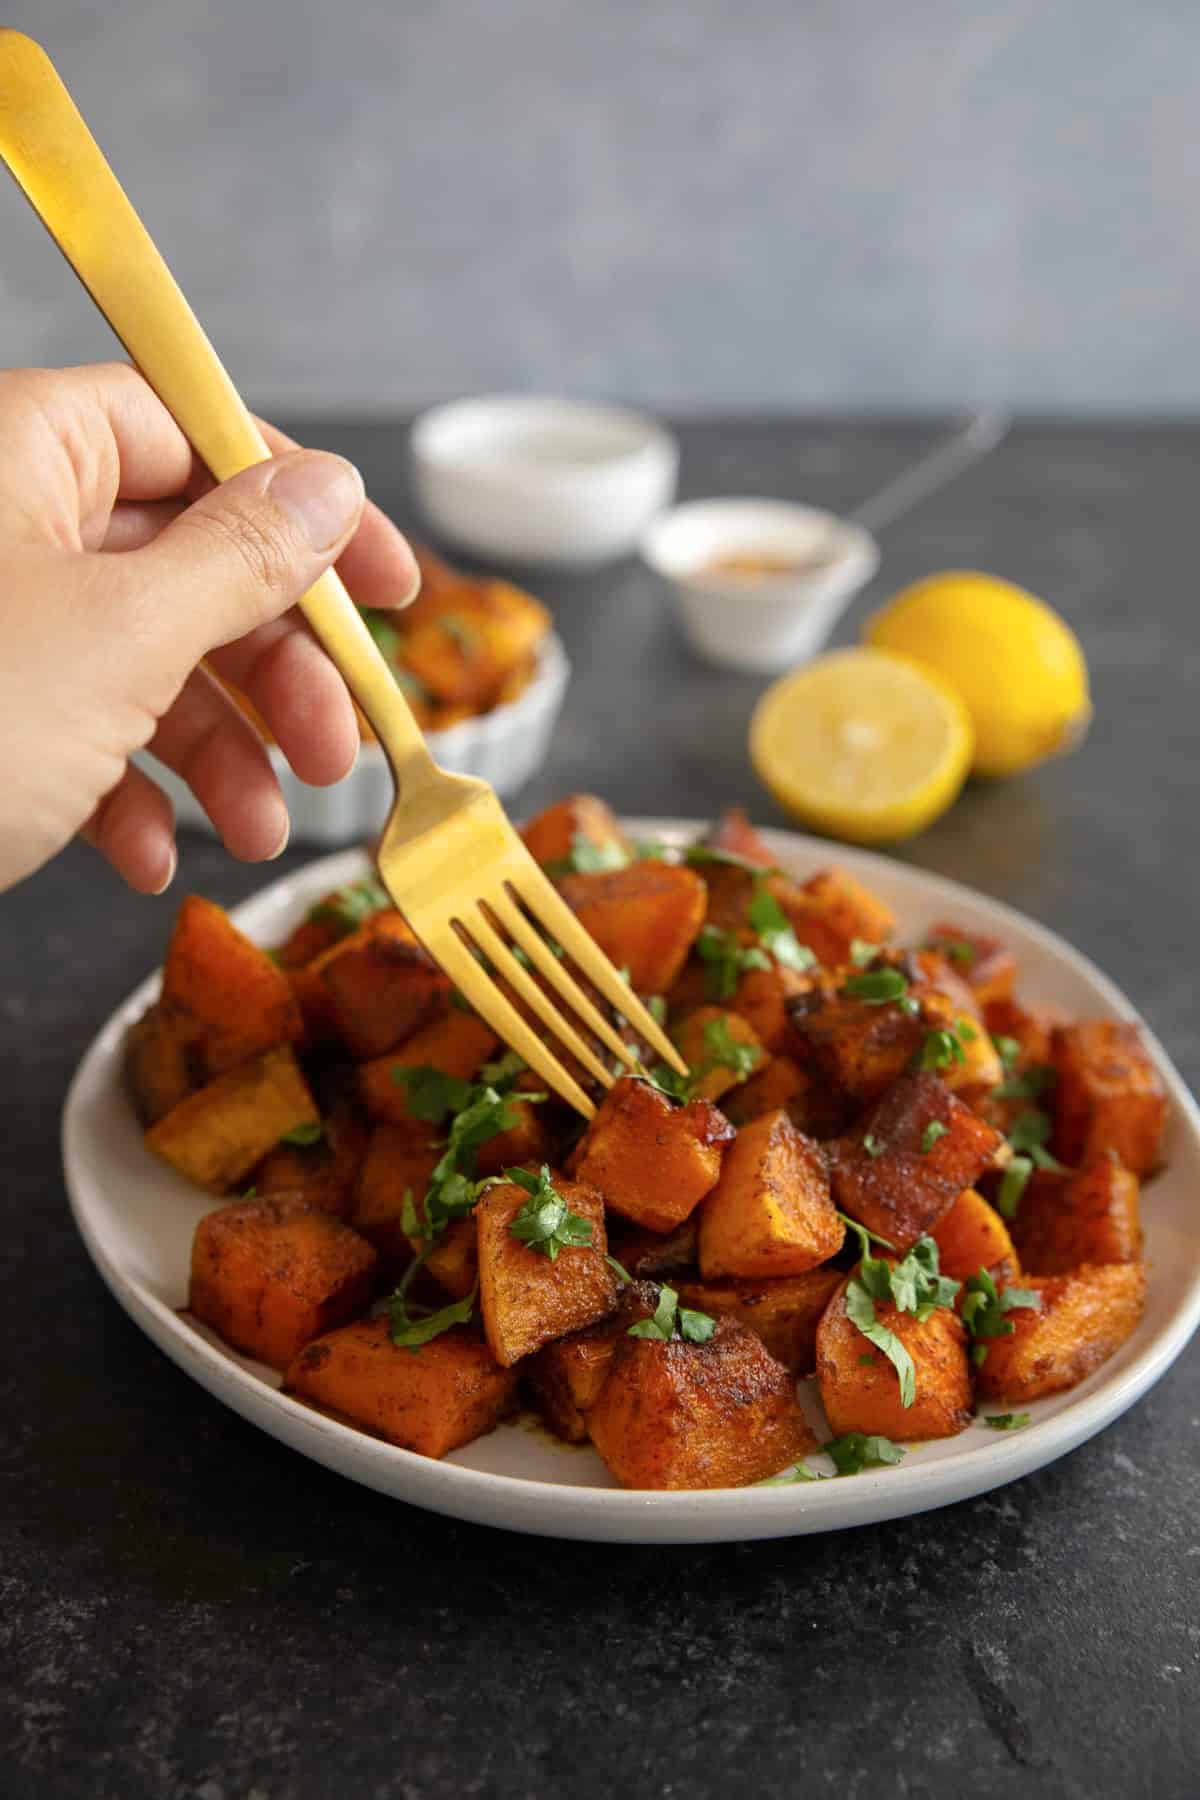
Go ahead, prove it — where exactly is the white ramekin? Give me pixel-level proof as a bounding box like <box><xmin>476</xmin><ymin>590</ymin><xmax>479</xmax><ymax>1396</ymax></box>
<box><xmin>410</xmin><ymin>395</ymin><xmax>679</xmax><ymax>566</ymax></box>
<box><xmin>146</xmin><ymin>631</ymin><xmax>570</xmax><ymax>846</ymax></box>
<box><xmin>641</xmin><ymin>497</ymin><xmax>880</xmax><ymax>673</ymax></box>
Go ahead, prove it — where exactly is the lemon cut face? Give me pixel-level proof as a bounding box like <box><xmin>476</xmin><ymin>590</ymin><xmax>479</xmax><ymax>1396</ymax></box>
<box><xmin>864</xmin><ymin>571</ymin><xmax>1092</xmax><ymax>779</ymax></box>
<box><xmin>749</xmin><ymin>647</ymin><xmax>973</xmax><ymax>844</ymax></box>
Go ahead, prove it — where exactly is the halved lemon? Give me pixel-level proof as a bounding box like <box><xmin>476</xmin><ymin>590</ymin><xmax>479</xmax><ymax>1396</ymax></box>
<box><xmin>749</xmin><ymin>647</ymin><xmax>974</xmax><ymax>844</ymax></box>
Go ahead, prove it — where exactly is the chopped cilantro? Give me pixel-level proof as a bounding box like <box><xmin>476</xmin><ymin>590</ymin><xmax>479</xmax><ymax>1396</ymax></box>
<box><xmin>825</xmin><ymin>1433</ymin><xmax>906</xmax><ymax>1475</ymax></box>
<box><xmin>545</xmin><ymin>833</ymin><xmax>631</xmax><ymax>877</ymax></box>
<box><xmin>647</xmin><ymin>995</ymin><xmax>667</xmax><ymax>1026</ymax></box>
<box><xmin>841</xmin><ymin>1219</ymin><xmax>960</xmax><ymax>1405</ymax></box>
<box><xmin>627</xmin><ymin>1284</ymin><xmax>717</xmax><ymax>1344</ymax></box>
<box><xmin>605</xmin><ymin>1252</ymin><xmax>635</xmax><ymax>1284</ymax></box>
<box><xmin>634</xmin><ymin>840</ymin><xmax>673</xmax><ymax>862</ymax></box>
<box><xmin>679</xmin><ymin>1306</ymin><xmax>718</xmax><ymax>1344</ymax></box>
<box><xmin>478</xmin><ymin>1048</ymin><xmax>527</xmax><ymax>1089</ymax></box>
<box><xmin>1007</xmin><ymin>1110</ymin><xmax>1067</xmax><ymax>1171</ymax></box>
<box><xmin>995</xmin><ymin>1153</ymin><xmax>1034</xmax><ymax>1219</ymax></box>
<box><xmin>849</xmin><ymin>938</ymin><xmax>883</xmax><ymax>968</ymax></box>
<box><xmin>862</xmin><ymin>1133</ymin><xmax>886</xmax><ymax>1159</ymax></box>
<box><xmin>389</xmin><ymin>1283</ymin><xmax>477</xmax><ymax>1350</ymax></box>
<box><xmin>842</xmin><ymin>968</ymin><xmax>908</xmax><ymax>1004</ymax></box>
<box><xmin>361</xmin><ymin>609</ymin><xmax>401</xmax><ymax>661</ymax></box>
<box><xmin>994</xmin><ymin>1034</ymin><xmax>1021</xmax><ymax>1072</ymax></box>
<box><xmin>506</xmin><ymin>1166</ymin><xmax>594</xmax><ymax>1261</ymax></box>
<box><xmin>700</xmin><ymin>1015</ymin><xmax>763</xmax><ymax>1083</ymax></box>
<box><xmin>916</xmin><ymin>1027</ymin><xmax>967</xmax><ymax>1072</ymax></box>
<box><xmin>961</xmin><ymin>1269</ymin><xmax>1042</xmax><ymax>1365</ymax></box>
<box><xmin>921</xmin><ymin>1120</ymin><xmax>950</xmax><ymax>1154</ymax></box>
<box><xmin>747</xmin><ymin>883</ymin><xmax>817</xmax><ymax>973</ymax></box>
<box><xmin>684</xmin><ymin>844</ymin><xmax>779</xmax><ymax>875</ymax></box>
<box><xmin>925</xmin><ymin>937</ymin><xmax>976</xmax><ymax>966</ymax></box>
<box><xmin>280</xmin><ymin>1120</ymin><xmax>324</xmax><ymax>1148</ymax></box>
<box><xmin>845</xmin><ymin>1281</ymin><xmax>917</xmax><ymax>1407</ymax></box>
<box><xmin>984</xmin><ymin>1412</ymin><xmax>1032</xmax><ymax>1431</ymax></box>
<box><xmin>307</xmin><ymin>877</ymin><xmax>391</xmax><ymax>937</ymax></box>
<box><xmin>897</xmin><ymin>994</ymin><xmax>922</xmax><ymax>1017</ymax></box>
<box><xmin>440</xmin><ymin>614</ymin><xmax>481</xmax><ymax>657</ymax></box>
<box><xmin>695</xmin><ymin>924</ymin><xmax>771</xmax><ymax>1001</ymax></box>
<box><xmin>390</xmin><ymin>1064</ymin><xmax>475</xmax><ymax>1123</ymax></box>
<box><xmin>992</xmin><ymin>1065</ymin><xmax>1057</xmax><ymax>1102</ymax></box>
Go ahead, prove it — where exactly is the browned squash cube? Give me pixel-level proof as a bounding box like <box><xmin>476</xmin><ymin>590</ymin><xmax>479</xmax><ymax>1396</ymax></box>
<box><xmin>925</xmin><ymin>922</ymin><xmax>1017</xmax><ymax>1008</ymax></box>
<box><xmin>351</xmin><ymin>1122</ymin><xmax>440</xmax><ymax>1270</ymax></box>
<box><xmin>1050</xmin><ymin>1021</ymin><xmax>1167</xmax><ymax>1177</ymax></box>
<box><xmin>190</xmin><ymin>1196</ymin><xmax>378</xmax><ymax>1369</ymax></box>
<box><xmin>474</xmin><ymin>1098</ymin><xmax>551</xmax><ymax>1177</ymax></box>
<box><xmin>558</xmin><ymin>863</ymin><xmax>707</xmax><ymax>995</ymax></box>
<box><xmin>587</xmin><ymin>1318</ymin><xmax>815</xmax><ymax>1489</ymax></box>
<box><xmin>781</xmin><ymin>868</ymin><xmax>897</xmax><ymax>968</ymax></box>
<box><xmin>975</xmin><ymin>1263</ymin><xmax>1146</xmax><ymax>1403</ymax></box>
<box><xmin>816</xmin><ymin>1275</ymin><xmax>973</xmax><ymax>1441</ymax></box>
<box><xmin>910</xmin><ymin>953</ymin><xmax>1004</xmax><ymax>1094</ymax></box>
<box><xmin>675</xmin><ymin>1268</ymin><xmax>843</xmax><ymax>1374</ymax></box>
<box><xmin>525</xmin><ymin>1281</ymin><xmax>660</xmax><ymax>1442</ymax></box>
<box><xmin>606</xmin><ymin>1218</ymin><xmax>699</xmax><ymax>1279</ymax></box>
<box><xmin>698</xmin><ymin>1109</ymin><xmax>843</xmax><ymax>1279</ymax></box>
<box><xmin>358</xmin><ymin>1012</ymin><xmax>498</xmax><ymax>1124</ymax></box>
<box><xmin>320</xmin><ymin>918</ymin><xmax>451</xmax><ymax>1059</ymax></box>
<box><xmin>162</xmin><ymin>895</ymin><xmax>303</xmax><ymax>1077</ymax></box>
<box><xmin>124</xmin><ymin>1000</ymin><xmax>201</xmax><ymax>1126</ymax></box>
<box><xmin>521</xmin><ymin>794</ymin><xmax>630</xmax><ymax>870</ymax></box>
<box><xmin>1011</xmin><ymin>1153</ymin><xmax>1142</xmax><ymax>1275</ymax></box>
<box><xmin>673</xmin><ymin>1006</ymin><xmax>765</xmax><ymax>1101</ymax></box>
<box><xmin>286</xmin><ymin>909</ymin><xmax>417</xmax><ymax>1042</ymax></box>
<box><xmin>145</xmin><ymin>1046</ymin><xmax>319</xmax><ymax>1192</ymax></box>
<box><xmin>702</xmin><ymin>806</ymin><xmax>776</xmax><ymax>867</ymax></box>
<box><xmin>476</xmin><ymin>1178</ymin><xmax>617</xmax><ymax>1366</ymax></box>
<box><xmin>402</xmin><ymin>577</ymin><xmax>550</xmax><ymax>709</ymax></box>
<box><xmin>572</xmin><ymin>1076</ymin><xmax>734</xmax><ymax>1232</ymax></box>
<box><xmin>252</xmin><ymin>1101</ymin><xmax>368</xmax><ymax>1217</ymax></box>
<box><xmin>788</xmin><ymin>975</ymin><xmax>927</xmax><ymax>1105</ymax></box>
<box><xmin>285</xmin><ymin>1318</ymin><xmax>517</xmax><ymax>1458</ymax></box>
<box><xmin>723</xmin><ymin>1054</ymin><xmax>811</xmax><ymax>1126</ymax></box>
<box><xmin>982</xmin><ymin>997</ymin><xmax>1061</xmax><ymax>1067</ymax></box>
<box><xmin>826</xmin><ymin>1072</ymin><xmax>1007</xmax><ymax>1250</ymax></box>
<box><xmin>932</xmin><ymin>1187</ymin><xmax>1020</xmax><ymax>1287</ymax></box>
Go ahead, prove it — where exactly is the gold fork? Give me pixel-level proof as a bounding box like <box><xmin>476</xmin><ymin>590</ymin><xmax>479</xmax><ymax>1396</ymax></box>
<box><xmin>0</xmin><ymin>30</ymin><xmax>686</xmax><ymax>1117</ymax></box>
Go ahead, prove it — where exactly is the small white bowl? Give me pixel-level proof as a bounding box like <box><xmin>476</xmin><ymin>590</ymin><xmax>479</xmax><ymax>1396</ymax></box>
<box><xmin>641</xmin><ymin>497</ymin><xmax>880</xmax><ymax>673</ymax></box>
<box><xmin>411</xmin><ymin>395</ymin><xmax>679</xmax><ymax>567</ymax></box>
<box><xmin>144</xmin><ymin>632</ymin><xmax>571</xmax><ymax>846</ymax></box>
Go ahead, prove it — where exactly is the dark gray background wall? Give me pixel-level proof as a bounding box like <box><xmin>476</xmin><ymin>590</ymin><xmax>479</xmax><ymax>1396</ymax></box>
<box><xmin>1</xmin><ymin>1</ymin><xmax>1195</xmax><ymax>416</ymax></box>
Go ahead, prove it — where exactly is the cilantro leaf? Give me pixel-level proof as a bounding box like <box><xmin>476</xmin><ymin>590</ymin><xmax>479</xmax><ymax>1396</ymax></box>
<box><xmin>1007</xmin><ymin>1110</ymin><xmax>1067</xmax><ymax>1171</ymax></box>
<box><xmin>985</xmin><ymin>1412</ymin><xmax>1032</xmax><ymax>1431</ymax></box>
<box><xmin>921</xmin><ymin>1120</ymin><xmax>949</xmax><ymax>1154</ymax></box>
<box><xmin>478</xmin><ymin>1048</ymin><xmax>527</xmax><ymax>1089</ymax></box>
<box><xmin>849</xmin><ymin>938</ymin><xmax>883</xmax><ymax>968</ymax></box>
<box><xmin>862</xmin><ymin>1133</ymin><xmax>886</xmax><ymax>1159</ymax></box>
<box><xmin>388</xmin><ymin>1283</ymin><xmax>477</xmax><ymax>1349</ymax></box>
<box><xmin>506</xmin><ymin>1166</ymin><xmax>594</xmax><ymax>1261</ymax></box>
<box><xmin>961</xmin><ymin>1269</ymin><xmax>1042</xmax><ymax>1365</ymax></box>
<box><xmin>992</xmin><ymin>1065</ymin><xmax>1057</xmax><ymax>1102</ymax></box>
<box><xmin>824</xmin><ymin>1433</ymin><xmax>906</xmax><ymax>1475</ymax></box>
<box><xmin>747</xmin><ymin>883</ymin><xmax>817</xmax><ymax>973</ymax></box>
<box><xmin>684</xmin><ymin>844</ymin><xmax>779</xmax><ymax>875</ymax></box>
<box><xmin>280</xmin><ymin>1120</ymin><xmax>324</xmax><ymax>1148</ymax></box>
<box><xmin>759</xmin><ymin>1462</ymin><xmax>826</xmax><ymax>1485</ymax></box>
<box><xmin>994</xmin><ymin>1034</ymin><xmax>1021</xmax><ymax>1072</ymax></box>
<box><xmin>695</xmin><ymin>924</ymin><xmax>771</xmax><ymax>1001</ymax></box>
<box><xmin>842</xmin><ymin>968</ymin><xmax>908</xmax><ymax>1004</ymax></box>
<box><xmin>700</xmin><ymin>1015</ymin><xmax>762</xmax><ymax>1082</ymax></box>
<box><xmin>841</xmin><ymin>1222</ymin><xmax>957</xmax><ymax>1404</ymax></box>
<box><xmin>678</xmin><ymin>1306</ymin><xmax>718</xmax><ymax>1344</ymax></box>
<box><xmin>916</xmin><ymin>1027</ymin><xmax>968</xmax><ymax>1072</ymax></box>
<box><xmin>628</xmin><ymin>1285</ymin><xmax>680</xmax><ymax>1341</ymax></box>
<box><xmin>924</xmin><ymin>937</ymin><xmax>976</xmax><ymax>966</ymax></box>
<box><xmin>845</xmin><ymin>1281</ymin><xmax>916</xmax><ymax>1407</ymax></box>
<box><xmin>545</xmin><ymin>834</ymin><xmax>631</xmax><ymax>877</ymax></box>
<box><xmin>390</xmin><ymin>1064</ymin><xmax>474</xmax><ymax>1123</ymax></box>
<box><xmin>605</xmin><ymin>1252</ymin><xmax>635</xmax><ymax>1284</ymax></box>
<box><xmin>307</xmin><ymin>877</ymin><xmax>391</xmax><ymax>937</ymax></box>
<box><xmin>994</xmin><ymin>1153</ymin><xmax>1033</xmax><ymax>1219</ymax></box>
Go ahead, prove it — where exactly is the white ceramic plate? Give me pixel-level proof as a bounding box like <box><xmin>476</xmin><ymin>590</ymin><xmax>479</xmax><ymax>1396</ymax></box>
<box><xmin>62</xmin><ymin>822</ymin><xmax>1200</xmax><ymax>1543</ymax></box>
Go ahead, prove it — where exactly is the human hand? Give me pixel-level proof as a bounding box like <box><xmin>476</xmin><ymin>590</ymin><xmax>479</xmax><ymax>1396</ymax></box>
<box><xmin>0</xmin><ymin>362</ymin><xmax>419</xmax><ymax>896</ymax></box>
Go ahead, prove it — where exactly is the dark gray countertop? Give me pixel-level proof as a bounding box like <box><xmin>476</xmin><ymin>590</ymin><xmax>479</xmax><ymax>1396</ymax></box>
<box><xmin>3</xmin><ymin>420</ymin><xmax>1197</xmax><ymax>1798</ymax></box>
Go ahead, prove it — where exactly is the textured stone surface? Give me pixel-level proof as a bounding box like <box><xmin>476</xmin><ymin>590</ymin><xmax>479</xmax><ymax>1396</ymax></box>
<box><xmin>2</xmin><ymin>420</ymin><xmax>1198</xmax><ymax>1797</ymax></box>
<box><xmin>1</xmin><ymin>2</ymin><xmax>1200</xmax><ymax>412</ymax></box>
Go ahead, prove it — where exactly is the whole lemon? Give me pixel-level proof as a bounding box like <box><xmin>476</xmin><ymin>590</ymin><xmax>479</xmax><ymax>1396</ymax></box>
<box><xmin>864</xmin><ymin>571</ymin><xmax>1091</xmax><ymax>778</ymax></box>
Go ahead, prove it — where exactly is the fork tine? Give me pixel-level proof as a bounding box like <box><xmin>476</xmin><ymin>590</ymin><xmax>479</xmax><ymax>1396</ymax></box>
<box><xmin>459</xmin><ymin>904</ymin><xmax>617</xmax><ymax>1091</ymax></box>
<box><xmin>425</xmin><ymin>925</ymin><xmax>597</xmax><ymax>1119</ymax></box>
<box><xmin>508</xmin><ymin>865</ymin><xmax>689</xmax><ymax>1074</ymax></box>
<box><xmin>485</xmin><ymin>887</ymin><xmax>641</xmax><ymax>1073</ymax></box>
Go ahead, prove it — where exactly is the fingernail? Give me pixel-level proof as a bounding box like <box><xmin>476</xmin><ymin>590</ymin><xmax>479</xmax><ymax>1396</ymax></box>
<box><xmin>269</xmin><ymin>453</ymin><xmax>365</xmax><ymax>552</ymax></box>
<box><xmin>399</xmin><ymin>557</ymin><xmax>423</xmax><ymax>608</ymax></box>
<box><xmin>265</xmin><ymin>813</ymin><xmax>291</xmax><ymax>861</ymax></box>
<box><xmin>151</xmin><ymin>843</ymin><xmax>178</xmax><ymax>897</ymax></box>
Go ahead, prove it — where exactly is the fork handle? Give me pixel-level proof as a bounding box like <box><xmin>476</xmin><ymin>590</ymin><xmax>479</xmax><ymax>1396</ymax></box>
<box><xmin>0</xmin><ymin>31</ymin><xmax>438</xmax><ymax>794</ymax></box>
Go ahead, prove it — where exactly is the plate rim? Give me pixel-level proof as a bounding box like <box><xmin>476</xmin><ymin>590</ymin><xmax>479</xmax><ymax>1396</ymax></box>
<box><xmin>61</xmin><ymin>818</ymin><xmax>1200</xmax><ymax>1542</ymax></box>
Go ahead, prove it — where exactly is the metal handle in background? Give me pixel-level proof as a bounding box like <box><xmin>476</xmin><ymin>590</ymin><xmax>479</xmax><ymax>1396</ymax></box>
<box><xmin>0</xmin><ymin>29</ymin><xmax>437</xmax><ymax>797</ymax></box>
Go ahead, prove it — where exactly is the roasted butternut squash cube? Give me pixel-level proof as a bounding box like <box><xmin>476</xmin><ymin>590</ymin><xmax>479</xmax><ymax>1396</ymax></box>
<box><xmin>816</xmin><ymin>1275</ymin><xmax>973</xmax><ymax>1441</ymax></box>
<box><xmin>932</xmin><ymin>1187</ymin><xmax>1020</xmax><ymax>1288</ymax></box>
<box><xmin>788</xmin><ymin>975</ymin><xmax>927</xmax><ymax>1105</ymax></box>
<box><xmin>910</xmin><ymin>952</ymin><xmax>1004</xmax><ymax>1094</ymax></box>
<box><xmin>982</xmin><ymin>997</ymin><xmax>1061</xmax><ymax>1068</ymax></box>
<box><xmin>145</xmin><ymin>1046</ymin><xmax>319</xmax><ymax>1192</ymax></box>
<box><xmin>698</xmin><ymin>1109</ymin><xmax>843</xmax><ymax>1278</ymax></box>
<box><xmin>162</xmin><ymin>895</ymin><xmax>303</xmax><ymax>1077</ymax></box>
<box><xmin>1011</xmin><ymin>1153</ymin><xmax>1142</xmax><ymax>1275</ymax></box>
<box><xmin>124</xmin><ymin>1001</ymin><xmax>201</xmax><ymax>1126</ymax></box>
<box><xmin>587</xmin><ymin>1318</ymin><xmax>815</xmax><ymax>1489</ymax></box>
<box><xmin>925</xmin><ymin>922</ymin><xmax>1017</xmax><ymax>1008</ymax></box>
<box><xmin>414</xmin><ymin>1218</ymin><xmax>479</xmax><ymax>1302</ymax></box>
<box><xmin>252</xmin><ymin>1101</ymin><xmax>368</xmax><ymax>1217</ymax></box>
<box><xmin>975</xmin><ymin>1263</ymin><xmax>1146</xmax><ymax>1403</ymax></box>
<box><xmin>474</xmin><ymin>1098</ymin><xmax>551</xmax><ymax>1177</ymax></box>
<box><xmin>728</xmin><ymin>961</ymin><xmax>810</xmax><ymax>1054</ymax></box>
<box><xmin>701</xmin><ymin>806</ymin><xmax>776</xmax><ymax>867</ymax></box>
<box><xmin>673</xmin><ymin>1006</ymin><xmax>765</xmax><ymax>1101</ymax></box>
<box><xmin>521</xmin><ymin>794</ymin><xmax>630</xmax><ymax>870</ymax></box>
<box><xmin>722</xmin><ymin>1054</ymin><xmax>810</xmax><ymax>1126</ymax></box>
<box><xmin>781</xmin><ymin>868</ymin><xmax>897</xmax><ymax>968</ymax></box>
<box><xmin>606</xmin><ymin>1216</ymin><xmax>699</xmax><ymax>1278</ymax></box>
<box><xmin>190</xmin><ymin>1196</ymin><xmax>378</xmax><ymax>1369</ymax></box>
<box><xmin>476</xmin><ymin>1178</ymin><xmax>617</xmax><ymax>1366</ymax></box>
<box><xmin>351</xmin><ymin>1122</ymin><xmax>440</xmax><ymax>1270</ymax></box>
<box><xmin>525</xmin><ymin>1282</ymin><xmax>660</xmax><ymax>1442</ymax></box>
<box><xmin>558</xmin><ymin>863</ymin><xmax>706</xmax><ymax>995</ymax></box>
<box><xmin>358</xmin><ymin>1012</ymin><xmax>498</xmax><ymax>1124</ymax></box>
<box><xmin>572</xmin><ymin>1076</ymin><xmax>734</xmax><ymax>1232</ymax></box>
<box><xmin>285</xmin><ymin>1318</ymin><xmax>517</xmax><ymax>1458</ymax></box>
<box><xmin>1050</xmin><ymin>1021</ymin><xmax>1167</xmax><ymax>1177</ymax></box>
<box><xmin>401</xmin><ymin>577</ymin><xmax>550</xmax><ymax>709</ymax></box>
<box><xmin>826</xmin><ymin>1072</ymin><xmax>1007</xmax><ymax>1250</ymax></box>
<box><xmin>675</xmin><ymin>1268</ymin><xmax>843</xmax><ymax>1374</ymax></box>
<box><xmin>320</xmin><ymin>918</ymin><xmax>451</xmax><ymax>1059</ymax></box>
<box><xmin>286</xmin><ymin>908</ymin><xmax>417</xmax><ymax>1042</ymax></box>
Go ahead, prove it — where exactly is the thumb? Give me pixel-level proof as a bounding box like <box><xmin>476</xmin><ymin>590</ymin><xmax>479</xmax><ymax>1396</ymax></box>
<box><xmin>132</xmin><ymin>449</ymin><xmax>366</xmax><ymax>658</ymax></box>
